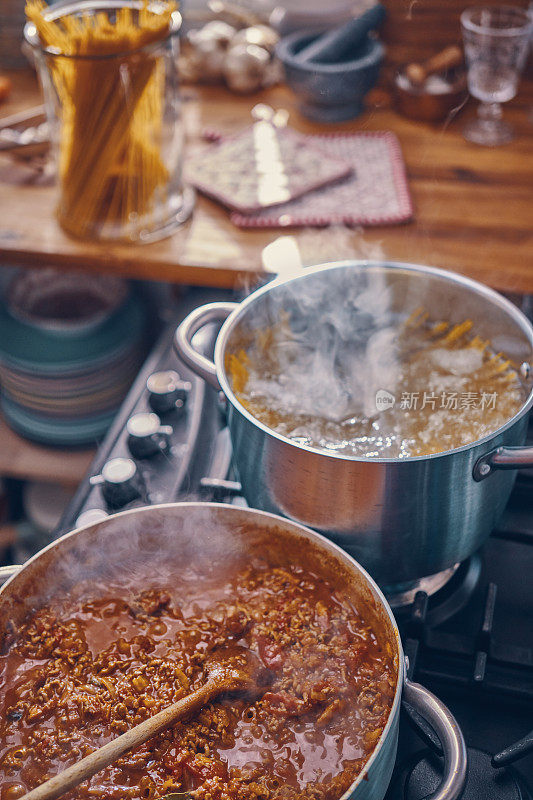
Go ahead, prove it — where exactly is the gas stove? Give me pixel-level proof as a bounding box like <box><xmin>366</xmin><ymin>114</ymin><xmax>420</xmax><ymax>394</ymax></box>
<box><xmin>55</xmin><ymin>289</ymin><xmax>533</xmax><ymax>800</ymax></box>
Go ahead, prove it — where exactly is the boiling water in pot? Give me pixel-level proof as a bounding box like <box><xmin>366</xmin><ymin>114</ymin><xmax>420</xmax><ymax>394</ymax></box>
<box><xmin>227</xmin><ymin>305</ymin><xmax>525</xmax><ymax>459</ymax></box>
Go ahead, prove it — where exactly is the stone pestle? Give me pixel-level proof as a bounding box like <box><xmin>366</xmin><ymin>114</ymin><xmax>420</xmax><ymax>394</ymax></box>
<box><xmin>295</xmin><ymin>3</ymin><xmax>386</xmax><ymax>65</ymax></box>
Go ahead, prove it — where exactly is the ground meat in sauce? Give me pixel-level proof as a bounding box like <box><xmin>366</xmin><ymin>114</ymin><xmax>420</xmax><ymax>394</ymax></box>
<box><xmin>0</xmin><ymin>557</ymin><xmax>396</xmax><ymax>800</ymax></box>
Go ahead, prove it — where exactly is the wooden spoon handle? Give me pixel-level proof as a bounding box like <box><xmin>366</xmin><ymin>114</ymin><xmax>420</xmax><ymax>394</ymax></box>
<box><xmin>20</xmin><ymin>681</ymin><xmax>218</xmax><ymax>800</ymax></box>
<box><xmin>405</xmin><ymin>45</ymin><xmax>463</xmax><ymax>86</ymax></box>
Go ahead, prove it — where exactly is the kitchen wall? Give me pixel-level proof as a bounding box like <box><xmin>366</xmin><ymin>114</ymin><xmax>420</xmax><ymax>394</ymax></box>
<box><xmin>381</xmin><ymin>0</ymin><xmax>531</xmax><ymax>66</ymax></box>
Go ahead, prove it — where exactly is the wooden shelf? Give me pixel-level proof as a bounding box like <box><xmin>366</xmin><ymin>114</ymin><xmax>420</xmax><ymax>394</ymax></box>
<box><xmin>0</xmin><ymin>411</ymin><xmax>95</xmax><ymax>486</ymax></box>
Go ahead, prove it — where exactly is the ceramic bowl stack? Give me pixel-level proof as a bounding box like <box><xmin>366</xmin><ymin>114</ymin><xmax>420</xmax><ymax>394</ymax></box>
<box><xmin>0</xmin><ymin>269</ymin><xmax>145</xmax><ymax>446</ymax></box>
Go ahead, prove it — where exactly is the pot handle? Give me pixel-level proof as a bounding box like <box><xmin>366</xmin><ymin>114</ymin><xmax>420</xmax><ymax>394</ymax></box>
<box><xmin>0</xmin><ymin>565</ymin><xmax>22</xmax><ymax>585</ymax></box>
<box><xmin>403</xmin><ymin>680</ymin><xmax>467</xmax><ymax>800</ymax></box>
<box><xmin>473</xmin><ymin>445</ymin><xmax>533</xmax><ymax>481</ymax></box>
<box><xmin>174</xmin><ymin>302</ymin><xmax>239</xmax><ymax>391</ymax></box>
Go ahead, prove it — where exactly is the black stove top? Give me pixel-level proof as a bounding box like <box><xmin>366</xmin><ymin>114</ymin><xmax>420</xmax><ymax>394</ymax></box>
<box><xmin>53</xmin><ymin>291</ymin><xmax>533</xmax><ymax>800</ymax></box>
<box><xmin>385</xmin><ymin>526</ymin><xmax>533</xmax><ymax>798</ymax></box>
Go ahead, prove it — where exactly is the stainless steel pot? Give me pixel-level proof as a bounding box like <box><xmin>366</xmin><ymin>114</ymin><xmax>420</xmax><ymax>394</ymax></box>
<box><xmin>175</xmin><ymin>261</ymin><xmax>533</xmax><ymax>592</ymax></box>
<box><xmin>0</xmin><ymin>503</ymin><xmax>467</xmax><ymax>800</ymax></box>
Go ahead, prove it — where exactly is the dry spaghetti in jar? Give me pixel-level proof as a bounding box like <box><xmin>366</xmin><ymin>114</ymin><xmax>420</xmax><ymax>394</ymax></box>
<box><xmin>25</xmin><ymin>0</ymin><xmax>193</xmax><ymax>242</ymax></box>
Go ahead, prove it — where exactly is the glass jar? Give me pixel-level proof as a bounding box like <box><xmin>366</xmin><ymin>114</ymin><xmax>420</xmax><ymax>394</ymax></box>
<box><xmin>24</xmin><ymin>1</ymin><xmax>194</xmax><ymax>242</ymax></box>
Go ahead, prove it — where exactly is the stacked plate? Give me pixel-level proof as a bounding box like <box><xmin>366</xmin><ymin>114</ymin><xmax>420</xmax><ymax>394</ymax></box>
<box><xmin>0</xmin><ymin>269</ymin><xmax>145</xmax><ymax>446</ymax></box>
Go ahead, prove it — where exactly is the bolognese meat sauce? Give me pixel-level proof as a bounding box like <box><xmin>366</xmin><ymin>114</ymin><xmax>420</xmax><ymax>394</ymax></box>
<box><xmin>0</xmin><ymin>555</ymin><xmax>396</xmax><ymax>800</ymax></box>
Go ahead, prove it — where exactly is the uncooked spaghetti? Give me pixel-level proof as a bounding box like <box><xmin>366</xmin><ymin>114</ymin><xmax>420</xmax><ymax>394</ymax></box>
<box><xmin>26</xmin><ymin>0</ymin><xmax>178</xmax><ymax>239</ymax></box>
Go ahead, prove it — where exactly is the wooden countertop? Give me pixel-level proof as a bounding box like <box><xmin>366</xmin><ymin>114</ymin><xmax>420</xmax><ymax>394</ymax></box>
<box><xmin>1</xmin><ymin>69</ymin><xmax>532</xmax><ymax>294</ymax></box>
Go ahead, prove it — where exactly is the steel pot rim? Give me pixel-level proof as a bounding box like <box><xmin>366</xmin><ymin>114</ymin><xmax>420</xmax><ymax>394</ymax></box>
<box><xmin>214</xmin><ymin>260</ymin><xmax>533</xmax><ymax>465</ymax></box>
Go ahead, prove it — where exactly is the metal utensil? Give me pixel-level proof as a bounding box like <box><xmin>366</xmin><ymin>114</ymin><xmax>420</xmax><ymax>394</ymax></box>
<box><xmin>0</xmin><ymin>105</ymin><xmax>49</xmax><ymax>158</ymax></box>
<box><xmin>19</xmin><ymin>645</ymin><xmax>269</xmax><ymax>800</ymax></box>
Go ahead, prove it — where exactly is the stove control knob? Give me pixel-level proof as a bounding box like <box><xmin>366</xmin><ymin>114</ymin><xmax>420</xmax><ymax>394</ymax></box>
<box><xmin>147</xmin><ymin>370</ymin><xmax>191</xmax><ymax>415</ymax></box>
<box><xmin>90</xmin><ymin>458</ymin><xmax>141</xmax><ymax>508</ymax></box>
<box><xmin>127</xmin><ymin>412</ymin><xmax>173</xmax><ymax>459</ymax></box>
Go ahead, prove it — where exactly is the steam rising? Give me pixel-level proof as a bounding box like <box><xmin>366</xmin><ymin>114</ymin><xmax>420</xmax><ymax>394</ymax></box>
<box><xmin>0</xmin><ymin>506</ymin><xmax>250</xmax><ymax>629</ymax></box>
<box><xmin>229</xmin><ymin>262</ymin><xmax>529</xmax><ymax>458</ymax></box>
<box><xmin>245</xmin><ymin>269</ymin><xmax>402</xmax><ymax>422</ymax></box>
<box><xmin>0</xmin><ymin>505</ymin><xmax>387</xmax><ymax>641</ymax></box>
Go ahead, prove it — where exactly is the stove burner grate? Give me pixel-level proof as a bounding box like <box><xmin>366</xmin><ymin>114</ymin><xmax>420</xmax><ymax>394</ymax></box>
<box><xmin>392</xmin><ymin>555</ymin><xmax>482</xmax><ymax>627</ymax></box>
<box><xmin>385</xmin><ymin>564</ymin><xmax>462</xmax><ymax>609</ymax></box>
<box><xmin>386</xmin><ymin>748</ymin><xmax>532</xmax><ymax>800</ymax></box>
<box><xmin>402</xmin><ymin>575</ymin><xmax>533</xmax><ymax>708</ymax></box>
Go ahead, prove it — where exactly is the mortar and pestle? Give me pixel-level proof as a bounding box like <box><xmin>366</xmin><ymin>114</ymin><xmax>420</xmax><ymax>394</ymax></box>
<box><xmin>275</xmin><ymin>3</ymin><xmax>386</xmax><ymax>122</ymax></box>
<box><xmin>394</xmin><ymin>45</ymin><xmax>468</xmax><ymax>123</ymax></box>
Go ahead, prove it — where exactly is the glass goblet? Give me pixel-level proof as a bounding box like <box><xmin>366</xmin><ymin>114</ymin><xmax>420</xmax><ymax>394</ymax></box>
<box><xmin>460</xmin><ymin>6</ymin><xmax>532</xmax><ymax>146</ymax></box>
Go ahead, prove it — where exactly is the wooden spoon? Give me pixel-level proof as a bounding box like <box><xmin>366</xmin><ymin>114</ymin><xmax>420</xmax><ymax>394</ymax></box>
<box><xmin>20</xmin><ymin>646</ymin><xmax>270</xmax><ymax>800</ymax></box>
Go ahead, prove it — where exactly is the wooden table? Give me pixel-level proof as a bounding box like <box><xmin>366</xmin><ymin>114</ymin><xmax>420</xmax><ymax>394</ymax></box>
<box><xmin>0</xmin><ymin>410</ymin><xmax>94</xmax><ymax>485</ymax></box>
<box><xmin>1</xmin><ymin>69</ymin><xmax>532</xmax><ymax>294</ymax></box>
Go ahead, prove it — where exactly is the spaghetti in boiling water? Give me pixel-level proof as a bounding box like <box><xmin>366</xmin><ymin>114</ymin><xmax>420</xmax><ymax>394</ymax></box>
<box><xmin>227</xmin><ymin>310</ymin><xmax>526</xmax><ymax>458</ymax></box>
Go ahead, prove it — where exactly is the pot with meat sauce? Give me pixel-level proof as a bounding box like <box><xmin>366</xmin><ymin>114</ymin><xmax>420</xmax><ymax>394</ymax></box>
<box><xmin>175</xmin><ymin>262</ymin><xmax>533</xmax><ymax>592</ymax></box>
<box><xmin>0</xmin><ymin>504</ymin><xmax>465</xmax><ymax>800</ymax></box>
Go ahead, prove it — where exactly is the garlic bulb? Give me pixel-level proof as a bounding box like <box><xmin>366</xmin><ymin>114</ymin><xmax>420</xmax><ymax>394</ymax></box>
<box><xmin>187</xmin><ymin>21</ymin><xmax>237</xmax><ymax>81</ymax></box>
<box><xmin>231</xmin><ymin>25</ymin><xmax>279</xmax><ymax>54</ymax></box>
<box><xmin>223</xmin><ymin>43</ymin><xmax>271</xmax><ymax>93</ymax></box>
<box><xmin>200</xmin><ymin>20</ymin><xmax>237</xmax><ymax>47</ymax></box>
